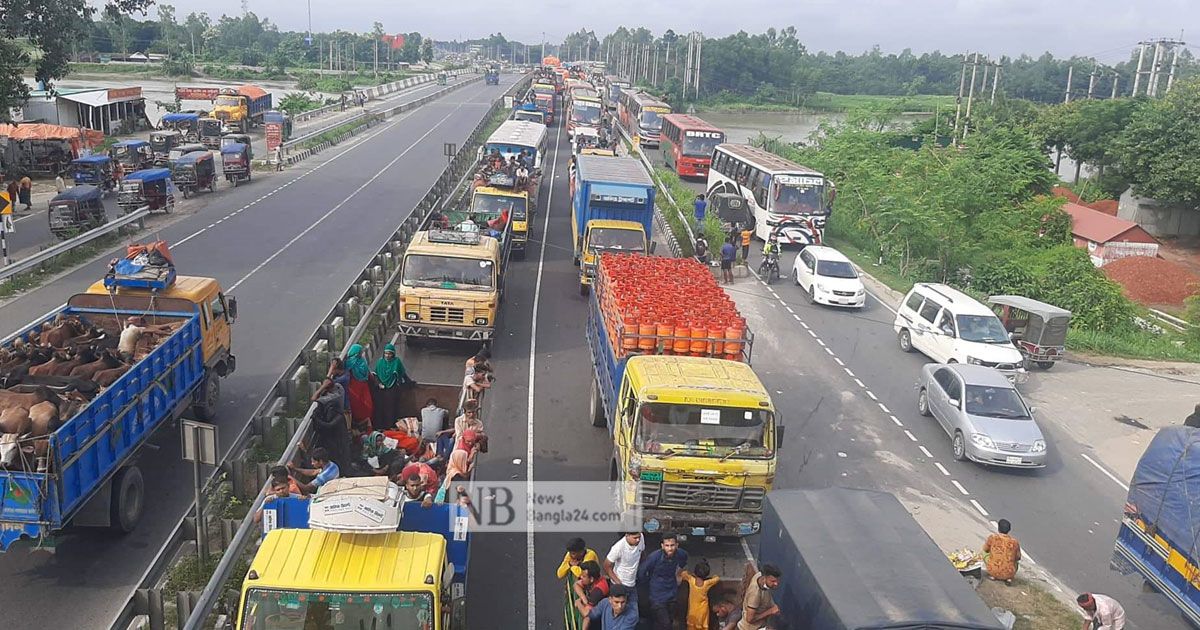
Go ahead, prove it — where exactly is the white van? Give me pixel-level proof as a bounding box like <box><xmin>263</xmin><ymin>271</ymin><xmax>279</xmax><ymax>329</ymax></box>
<box><xmin>791</xmin><ymin>246</ymin><xmax>865</xmax><ymax>308</ymax></box>
<box><xmin>893</xmin><ymin>283</ymin><xmax>1027</xmax><ymax>382</ymax></box>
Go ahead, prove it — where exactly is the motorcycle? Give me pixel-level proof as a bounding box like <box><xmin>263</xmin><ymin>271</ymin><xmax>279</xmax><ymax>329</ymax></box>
<box><xmin>758</xmin><ymin>249</ymin><xmax>781</xmax><ymax>284</ymax></box>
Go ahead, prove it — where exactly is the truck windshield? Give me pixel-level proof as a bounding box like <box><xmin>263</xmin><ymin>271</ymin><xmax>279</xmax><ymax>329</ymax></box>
<box><xmin>635</xmin><ymin>403</ymin><xmax>772</xmax><ymax>458</ymax></box>
<box><xmin>215</xmin><ymin>96</ymin><xmax>241</xmax><ymax>107</ymax></box>
<box><xmin>588</xmin><ymin>228</ymin><xmax>644</xmax><ymax>253</ymax></box>
<box><xmin>240</xmin><ymin>589</ymin><xmax>433</xmax><ymax>630</ymax></box>
<box><xmin>472</xmin><ymin>193</ymin><xmax>526</xmax><ymax>220</ymax></box>
<box><xmin>403</xmin><ymin>254</ymin><xmax>494</xmax><ymax>290</ymax></box>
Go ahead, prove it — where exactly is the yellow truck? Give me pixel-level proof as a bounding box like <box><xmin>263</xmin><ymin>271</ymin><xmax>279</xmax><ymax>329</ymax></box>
<box><xmin>469</xmin><ymin>180</ymin><xmax>529</xmax><ymax>259</ymax></box>
<box><xmin>211</xmin><ymin>86</ymin><xmax>272</xmax><ymax>133</ymax></box>
<box><xmin>398</xmin><ymin>230</ymin><xmax>502</xmax><ymax>342</ymax></box>
<box><xmin>570</xmin><ymin>155</ymin><xmax>656</xmax><ymax>295</ymax></box>
<box><xmin>236</xmin><ymin>528</ymin><xmax>464</xmax><ymax>629</ymax></box>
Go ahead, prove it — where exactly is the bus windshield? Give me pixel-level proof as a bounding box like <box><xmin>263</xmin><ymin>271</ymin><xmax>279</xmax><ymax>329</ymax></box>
<box><xmin>769</xmin><ymin>175</ymin><xmax>828</xmax><ymax>215</ymax></box>
<box><xmin>682</xmin><ymin>133</ymin><xmax>724</xmax><ymax>157</ymax></box>
<box><xmin>635</xmin><ymin>403</ymin><xmax>773</xmax><ymax>459</ymax></box>
<box><xmin>588</xmin><ymin>227</ymin><xmax>644</xmax><ymax>253</ymax></box>
<box><xmin>403</xmin><ymin>254</ymin><xmax>494</xmax><ymax>290</ymax></box>
<box><xmin>240</xmin><ymin>589</ymin><xmax>433</xmax><ymax>630</ymax></box>
<box><xmin>571</xmin><ymin>103</ymin><xmax>602</xmax><ymax>125</ymax></box>
<box><xmin>638</xmin><ymin>110</ymin><xmax>664</xmax><ymax>132</ymax></box>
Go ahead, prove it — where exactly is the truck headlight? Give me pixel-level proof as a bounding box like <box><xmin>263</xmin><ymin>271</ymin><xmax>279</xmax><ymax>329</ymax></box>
<box><xmin>406</xmin><ymin>312</ymin><xmax>420</xmax><ymax>321</ymax></box>
<box><xmin>638</xmin><ymin>481</ymin><xmax>660</xmax><ymax>506</ymax></box>
<box><xmin>741</xmin><ymin>487</ymin><xmax>765</xmax><ymax>511</ymax></box>
<box><xmin>474</xmin><ymin>317</ymin><xmax>488</xmax><ymax>326</ymax></box>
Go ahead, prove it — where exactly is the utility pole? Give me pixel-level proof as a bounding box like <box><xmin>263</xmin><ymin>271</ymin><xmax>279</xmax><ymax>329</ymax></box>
<box><xmin>541</xmin><ymin>32</ymin><xmax>545</xmax><ymax>63</ymax></box>
<box><xmin>980</xmin><ymin>59</ymin><xmax>990</xmax><ymax>99</ymax></box>
<box><xmin>952</xmin><ymin>53</ymin><xmax>968</xmax><ymax>144</ymax></box>
<box><xmin>1087</xmin><ymin>65</ymin><xmax>1098</xmax><ymax>99</ymax></box>
<box><xmin>1148</xmin><ymin>41</ymin><xmax>1163</xmax><ymax>96</ymax></box>
<box><xmin>1064</xmin><ymin>65</ymin><xmax>1073</xmax><ymax>103</ymax></box>
<box><xmin>990</xmin><ymin>61</ymin><xmax>1001</xmax><ymax>105</ymax></box>
<box><xmin>1111</xmin><ymin>72</ymin><xmax>1120</xmax><ymax>99</ymax></box>
<box><xmin>693</xmin><ymin>33</ymin><xmax>703</xmax><ymax>96</ymax></box>
<box><xmin>1166</xmin><ymin>44</ymin><xmax>1181</xmax><ymax>93</ymax></box>
<box><xmin>964</xmin><ymin>52</ymin><xmax>980</xmax><ymax>137</ymax></box>
<box><xmin>1132</xmin><ymin>43</ymin><xmax>1147</xmax><ymax>96</ymax></box>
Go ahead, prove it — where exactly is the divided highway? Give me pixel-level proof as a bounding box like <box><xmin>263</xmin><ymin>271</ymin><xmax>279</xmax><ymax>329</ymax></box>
<box><xmin>0</xmin><ymin>74</ymin><xmax>517</xmax><ymax>629</ymax></box>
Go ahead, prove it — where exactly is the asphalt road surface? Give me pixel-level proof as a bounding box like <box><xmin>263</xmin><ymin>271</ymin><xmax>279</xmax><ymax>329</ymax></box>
<box><xmin>636</xmin><ymin>140</ymin><xmax>1186</xmax><ymax>628</ymax></box>
<box><xmin>0</xmin><ymin>74</ymin><xmax>517</xmax><ymax>629</ymax></box>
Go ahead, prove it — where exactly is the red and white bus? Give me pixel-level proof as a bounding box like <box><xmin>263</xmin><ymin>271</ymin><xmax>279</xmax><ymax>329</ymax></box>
<box><xmin>617</xmin><ymin>90</ymin><xmax>671</xmax><ymax>148</ymax></box>
<box><xmin>660</xmin><ymin>114</ymin><xmax>725</xmax><ymax>178</ymax></box>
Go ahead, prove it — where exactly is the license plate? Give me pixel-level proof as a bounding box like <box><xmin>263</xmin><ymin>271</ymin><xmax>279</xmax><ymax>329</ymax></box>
<box><xmin>691</xmin><ymin>527</ymin><xmax>706</xmax><ymax>537</ymax></box>
<box><xmin>1005</xmin><ymin>456</ymin><xmax>1023</xmax><ymax>465</ymax></box>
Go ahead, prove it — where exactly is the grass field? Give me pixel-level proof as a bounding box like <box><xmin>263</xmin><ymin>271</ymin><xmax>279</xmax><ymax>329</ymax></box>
<box><xmin>700</xmin><ymin>92</ymin><xmax>955</xmax><ymax>114</ymax></box>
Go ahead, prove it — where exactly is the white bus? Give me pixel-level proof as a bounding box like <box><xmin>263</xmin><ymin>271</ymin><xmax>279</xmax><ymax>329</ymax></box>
<box><xmin>483</xmin><ymin>120</ymin><xmax>548</xmax><ymax>168</ymax></box>
<box><xmin>705</xmin><ymin>143</ymin><xmax>834</xmax><ymax>245</ymax></box>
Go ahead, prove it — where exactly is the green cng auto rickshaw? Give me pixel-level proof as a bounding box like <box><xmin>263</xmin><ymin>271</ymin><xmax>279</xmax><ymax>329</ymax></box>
<box><xmin>69</xmin><ymin>155</ymin><xmax>117</xmax><ymax>193</ymax></box>
<box><xmin>171</xmin><ymin>151</ymin><xmax>217</xmax><ymax>197</ymax></box>
<box><xmin>119</xmin><ymin>168</ymin><xmax>177</xmax><ymax>214</ymax></box>
<box><xmin>150</xmin><ymin>130</ymin><xmax>184</xmax><ymax>166</ymax></box>
<box><xmin>988</xmin><ymin>295</ymin><xmax>1072</xmax><ymax>370</ymax></box>
<box><xmin>111</xmin><ymin>139</ymin><xmax>154</xmax><ymax>171</ymax></box>
<box><xmin>48</xmin><ymin>185</ymin><xmax>107</xmax><ymax>239</ymax></box>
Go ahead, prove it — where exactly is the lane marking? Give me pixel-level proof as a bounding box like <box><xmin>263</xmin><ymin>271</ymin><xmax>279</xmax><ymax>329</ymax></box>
<box><xmin>853</xmin><ymin>378</ymin><xmax>865</xmax><ymax>388</ymax></box>
<box><xmin>918</xmin><ymin>445</ymin><xmax>933</xmax><ymax>458</ymax></box>
<box><xmin>739</xmin><ymin>537</ymin><xmax>755</xmax><ymax>563</ymax></box>
<box><xmin>970</xmin><ymin>499</ymin><xmax>989</xmax><ymax>517</ymax></box>
<box><xmin>878</xmin><ymin>402</ymin><xmax>890</xmax><ymax>414</ymax></box>
<box><xmin>823</xmin><ymin>347</ymin><xmax>834</xmax><ymax>356</ymax></box>
<box><xmin>833</xmin><ymin>357</ymin><xmax>844</xmax><ymax>366</ymax></box>
<box><xmin>844</xmin><ymin>367</ymin><xmax>855</xmax><ymax>378</ymax></box>
<box><xmin>228</xmin><ymin>105</ymin><xmax>464</xmax><ymax>292</ymax></box>
<box><xmin>527</xmin><ymin>117</ymin><xmax>564</xmax><ymax>630</ymax></box>
<box><xmin>904</xmin><ymin>430</ymin><xmax>918</xmax><ymax>442</ymax></box>
<box><xmin>935</xmin><ymin>462</ymin><xmax>950</xmax><ymax>476</ymax></box>
<box><xmin>1081</xmin><ymin>453</ymin><xmax>1130</xmax><ymax>492</ymax></box>
<box><xmin>951</xmin><ymin>480</ymin><xmax>970</xmax><ymax>496</ymax></box>
<box><xmin>890</xmin><ymin>415</ymin><xmax>903</xmax><ymax>427</ymax></box>
<box><xmin>865</xmin><ymin>390</ymin><xmax>878</xmax><ymax>401</ymax></box>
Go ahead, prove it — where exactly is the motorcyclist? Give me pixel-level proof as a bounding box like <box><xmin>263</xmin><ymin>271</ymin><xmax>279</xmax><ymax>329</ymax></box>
<box><xmin>759</xmin><ymin>232</ymin><xmax>781</xmax><ymax>278</ymax></box>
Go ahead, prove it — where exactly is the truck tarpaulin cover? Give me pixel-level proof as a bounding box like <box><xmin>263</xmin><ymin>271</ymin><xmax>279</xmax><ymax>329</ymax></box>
<box><xmin>236</xmin><ymin>85</ymin><xmax>269</xmax><ymax>100</ymax></box>
<box><xmin>1127</xmin><ymin>427</ymin><xmax>1200</xmax><ymax>563</ymax></box>
<box><xmin>761</xmin><ymin>488</ymin><xmax>1004</xmax><ymax>630</ymax></box>
<box><xmin>0</xmin><ymin>123</ymin><xmax>105</xmax><ymax>148</ymax></box>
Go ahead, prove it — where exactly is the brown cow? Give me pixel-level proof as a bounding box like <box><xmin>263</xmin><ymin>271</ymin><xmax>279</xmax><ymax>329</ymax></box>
<box><xmin>94</xmin><ymin>363</ymin><xmax>132</xmax><ymax>387</ymax></box>
<box><xmin>28</xmin><ymin>401</ymin><xmax>59</xmax><ymax>436</ymax></box>
<box><xmin>0</xmin><ymin>406</ymin><xmax>32</xmax><ymax>435</ymax></box>
<box><xmin>69</xmin><ymin>349</ymin><xmax>123</xmax><ymax>380</ymax></box>
<box><xmin>27</xmin><ymin>349</ymin><xmax>72</xmax><ymax>377</ymax></box>
<box><xmin>40</xmin><ymin>317</ymin><xmax>84</xmax><ymax>347</ymax></box>
<box><xmin>50</xmin><ymin>346</ymin><xmax>95</xmax><ymax>377</ymax></box>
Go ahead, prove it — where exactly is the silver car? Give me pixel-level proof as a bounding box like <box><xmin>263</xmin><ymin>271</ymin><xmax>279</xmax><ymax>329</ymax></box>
<box><xmin>917</xmin><ymin>363</ymin><xmax>1047</xmax><ymax>468</ymax></box>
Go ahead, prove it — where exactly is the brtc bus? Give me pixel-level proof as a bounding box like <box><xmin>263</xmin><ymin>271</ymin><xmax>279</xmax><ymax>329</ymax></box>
<box><xmin>660</xmin><ymin>114</ymin><xmax>725</xmax><ymax>178</ymax></box>
<box><xmin>706</xmin><ymin>143</ymin><xmax>835</xmax><ymax>245</ymax></box>
<box><xmin>617</xmin><ymin>90</ymin><xmax>671</xmax><ymax>148</ymax></box>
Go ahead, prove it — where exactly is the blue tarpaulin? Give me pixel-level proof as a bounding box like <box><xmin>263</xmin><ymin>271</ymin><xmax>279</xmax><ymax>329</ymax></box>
<box><xmin>1128</xmin><ymin>427</ymin><xmax>1200</xmax><ymax>562</ymax></box>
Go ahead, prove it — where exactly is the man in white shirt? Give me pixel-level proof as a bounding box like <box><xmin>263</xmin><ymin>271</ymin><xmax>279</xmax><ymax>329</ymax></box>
<box><xmin>1077</xmin><ymin>592</ymin><xmax>1125</xmax><ymax>630</ymax></box>
<box><xmin>603</xmin><ymin>532</ymin><xmax>644</xmax><ymax>587</ymax></box>
<box><xmin>118</xmin><ymin>316</ymin><xmax>171</xmax><ymax>361</ymax></box>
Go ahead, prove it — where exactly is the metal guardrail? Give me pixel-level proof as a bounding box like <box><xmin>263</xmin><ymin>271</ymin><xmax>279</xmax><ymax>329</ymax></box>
<box><xmin>612</xmin><ymin>122</ymin><xmax>696</xmax><ymax>249</ymax></box>
<box><xmin>290</xmin><ymin>70</ymin><xmax>468</xmax><ymax>124</ymax></box>
<box><xmin>106</xmin><ymin>73</ymin><xmax>533</xmax><ymax>630</ymax></box>
<box><xmin>1148</xmin><ymin>308</ymin><xmax>1193</xmax><ymax>333</ymax></box>
<box><xmin>0</xmin><ymin>208</ymin><xmax>150</xmax><ymax>283</ymax></box>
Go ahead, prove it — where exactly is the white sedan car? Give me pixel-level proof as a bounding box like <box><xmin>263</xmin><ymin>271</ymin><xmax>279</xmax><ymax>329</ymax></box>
<box><xmin>791</xmin><ymin>246</ymin><xmax>866</xmax><ymax>308</ymax></box>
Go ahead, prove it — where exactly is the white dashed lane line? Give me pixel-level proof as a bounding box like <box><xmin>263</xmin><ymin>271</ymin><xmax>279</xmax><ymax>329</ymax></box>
<box><xmin>970</xmin><ymin>499</ymin><xmax>990</xmax><ymax>517</ymax></box>
<box><xmin>918</xmin><ymin>445</ymin><xmax>933</xmax><ymax>458</ymax></box>
<box><xmin>951</xmin><ymin>480</ymin><xmax>971</xmax><ymax>496</ymax></box>
<box><xmin>935</xmin><ymin>462</ymin><xmax>951</xmax><ymax>476</ymax></box>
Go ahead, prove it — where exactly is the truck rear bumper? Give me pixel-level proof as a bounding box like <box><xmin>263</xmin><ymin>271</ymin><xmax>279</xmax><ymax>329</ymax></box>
<box><xmin>399</xmin><ymin>323</ymin><xmax>493</xmax><ymax>341</ymax></box>
<box><xmin>640</xmin><ymin>508</ymin><xmax>761</xmax><ymax>538</ymax></box>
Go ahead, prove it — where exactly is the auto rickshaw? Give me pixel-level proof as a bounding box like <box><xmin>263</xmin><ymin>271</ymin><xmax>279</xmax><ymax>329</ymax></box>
<box><xmin>48</xmin><ymin>185</ymin><xmax>107</xmax><ymax>239</ymax></box>
<box><xmin>171</xmin><ymin>151</ymin><xmax>217</xmax><ymax>198</ymax></box>
<box><xmin>69</xmin><ymin>155</ymin><xmax>117</xmax><ymax>193</ymax></box>
<box><xmin>168</xmin><ymin>143</ymin><xmax>208</xmax><ymax>169</ymax></box>
<box><xmin>221</xmin><ymin>142</ymin><xmax>252</xmax><ymax>187</ymax></box>
<box><xmin>198</xmin><ymin>117</ymin><xmax>223</xmax><ymax>149</ymax></box>
<box><xmin>111</xmin><ymin>139</ymin><xmax>154</xmax><ymax>171</ymax></box>
<box><xmin>437</xmin><ymin>72</ymin><xmax>448</xmax><ymax>85</ymax></box>
<box><xmin>150</xmin><ymin>130</ymin><xmax>184</xmax><ymax>166</ymax></box>
<box><xmin>988</xmin><ymin>295</ymin><xmax>1072</xmax><ymax>370</ymax></box>
<box><xmin>221</xmin><ymin>133</ymin><xmax>254</xmax><ymax>159</ymax></box>
<box><xmin>119</xmin><ymin>168</ymin><xmax>177</xmax><ymax>214</ymax></box>
<box><xmin>161</xmin><ymin>112</ymin><xmax>201</xmax><ymax>142</ymax></box>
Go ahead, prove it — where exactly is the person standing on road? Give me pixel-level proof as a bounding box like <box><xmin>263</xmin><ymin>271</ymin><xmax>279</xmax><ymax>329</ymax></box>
<box><xmin>274</xmin><ymin>147</ymin><xmax>284</xmax><ymax>171</ymax></box>
<box><xmin>739</xmin><ymin>564</ymin><xmax>782</xmax><ymax>630</ymax></box>
<box><xmin>5</xmin><ymin>178</ymin><xmax>20</xmax><ymax>209</ymax></box>
<box><xmin>639</xmin><ymin>532</ymin><xmax>689</xmax><ymax>630</ymax></box>
<box><xmin>740</xmin><ymin>226</ymin><xmax>752</xmax><ymax>263</ymax></box>
<box><xmin>720</xmin><ymin>237</ymin><xmax>737</xmax><ymax>285</ymax></box>
<box><xmin>19</xmin><ymin>174</ymin><xmax>33</xmax><ymax>210</ymax></box>
<box><xmin>583</xmin><ymin>583</ymin><xmax>638</xmax><ymax>630</ymax></box>
<box><xmin>681</xmin><ymin>559</ymin><xmax>721</xmax><ymax>630</ymax></box>
<box><xmin>983</xmin><ymin>518</ymin><xmax>1021</xmax><ymax>584</ymax></box>
<box><xmin>572</xmin><ymin>561</ymin><xmax>611</xmax><ymax>618</ymax></box>
<box><xmin>54</xmin><ymin>172</ymin><xmax>66</xmax><ymax>193</ymax></box>
<box><xmin>693</xmin><ymin>193</ymin><xmax>707</xmax><ymax>223</ymax></box>
<box><xmin>603</xmin><ymin>532</ymin><xmax>645</xmax><ymax>588</ymax></box>
<box><xmin>1077</xmin><ymin>593</ymin><xmax>1125</xmax><ymax>630</ymax></box>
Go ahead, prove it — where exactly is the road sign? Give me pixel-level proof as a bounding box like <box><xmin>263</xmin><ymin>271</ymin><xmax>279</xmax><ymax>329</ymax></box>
<box><xmin>2</xmin><ymin>214</ymin><xmax>14</xmax><ymax>233</ymax></box>
<box><xmin>0</xmin><ymin>190</ymin><xmax>11</xmax><ymax>215</ymax></box>
<box><xmin>181</xmin><ymin>419</ymin><xmax>219</xmax><ymax>465</ymax></box>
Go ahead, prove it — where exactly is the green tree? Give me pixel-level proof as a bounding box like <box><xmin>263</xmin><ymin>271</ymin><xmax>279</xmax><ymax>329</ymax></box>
<box><xmin>420</xmin><ymin>39</ymin><xmax>433</xmax><ymax>64</ymax></box>
<box><xmin>1116</xmin><ymin>78</ymin><xmax>1200</xmax><ymax>204</ymax></box>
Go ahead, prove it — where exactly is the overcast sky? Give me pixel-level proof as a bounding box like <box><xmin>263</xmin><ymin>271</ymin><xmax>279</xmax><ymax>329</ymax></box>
<box><xmin>152</xmin><ymin>0</ymin><xmax>1190</xmax><ymax>61</ymax></box>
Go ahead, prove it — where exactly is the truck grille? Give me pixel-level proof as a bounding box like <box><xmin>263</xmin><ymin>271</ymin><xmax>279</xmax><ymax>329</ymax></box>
<box><xmin>660</xmin><ymin>483</ymin><xmax>741</xmax><ymax>510</ymax></box>
<box><xmin>427</xmin><ymin>307</ymin><xmax>465</xmax><ymax>323</ymax></box>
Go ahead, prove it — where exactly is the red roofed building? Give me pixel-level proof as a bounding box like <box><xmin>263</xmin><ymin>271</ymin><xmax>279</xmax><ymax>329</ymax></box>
<box><xmin>1062</xmin><ymin>202</ymin><xmax>1158</xmax><ymax>266</ymax></box>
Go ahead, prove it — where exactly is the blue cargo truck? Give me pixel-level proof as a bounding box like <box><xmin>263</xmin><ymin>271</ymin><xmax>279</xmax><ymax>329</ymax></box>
<box><xmin>0</xmin><ymin>270</ymin><xmax>237</xmax><ymax>551</ymax></box>
<box><xmin>1112</xmin><ymin>427</ymin><xmax>1200</xmax><ymax>626</ymax></box>
<box><xmin>570</xmin><ymin>154</ymin><xmax>655</xmax><ymax>295</ymax></box>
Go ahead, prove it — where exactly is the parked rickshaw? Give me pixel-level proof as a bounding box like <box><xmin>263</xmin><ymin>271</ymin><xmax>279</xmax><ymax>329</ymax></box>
<box><xmin>988</xmin><ymin>295</ymin><xmax>1072</xmax><ymax>370</ymax></box>
<box><xmin>220</xmin><ymin>142</ymin><xmax>252</xmax><ymax>187</ymax></box>
<box><xmin>48</xmin><ymin>185</ymin><xmax>107</xmax><ymax>239</ymax></box>
<box><xmin>198</xmin><ymin>117</ymin><xmax>223</xmax><ymax>149</ymax></box>
<box><xmin>161</xmin><ymin>112</ymin><xmax>201</xmax><ymax>141</ymax></box>
<box><xmin>119</xmin><ymin>168</ymin><xmax>177</xmax><ymax>214</ymax></box>
<box><xmin>150</xmin><ymin>130</ymin><xmax>184</xmax><ymax>166</ymax></box>
<box><xmin>111</xmin><ymin>139</ymin><xmax>154</xmax><ymax>171</ymax></box>
<box><xmin>69</xmin><ymin>155</ymin><xmax>117</xmax><ymax>193</ymax></box>
<box><xmin>171</xmin><ymin>151</ymin><xmax>217</xmax><ymax>198</ymax></box>
<box><xmin>437</xmin><ymin>72</ymin><xmax>448</xmax><ymax>85</ymax></box>
<box><xmin>168</xmin><ymin>143</ymin><xmax>208</xmax><ymax>168</ymax></box>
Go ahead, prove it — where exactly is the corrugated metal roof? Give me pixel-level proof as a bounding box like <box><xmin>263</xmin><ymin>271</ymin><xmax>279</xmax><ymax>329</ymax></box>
<box><xmin>1063</xmin><ymin>202</ymin><xmax>1157</xmax><ymax>244</ymax></box>
<box><xmin>486</xmin><ymin>120</ymin><xmax>546</xmax><ymax>148</ymax></box>
<box><xmin>575</xmin><ymin>155</ymin><xmax>653</xmax><ymax>186</ymax></box>
<box><xmin>717</xmin><ymin>144</ymin><xmax>823</xmax><ymax>176</ymax></box>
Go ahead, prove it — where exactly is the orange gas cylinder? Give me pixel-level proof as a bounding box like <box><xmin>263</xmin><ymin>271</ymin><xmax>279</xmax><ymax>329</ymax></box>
<box><xmin>690</xmin><ymin>325</ymin><xmax>708</xmax><ymax>354</ymax></box>
<box><xmin>709</xmin><ymin>325</ymin><xmax>726</xmax><ymax>355</ymax></box>
<box><xmin>673</xmin><ymin>324</ymin><xmax>691</xmax><ymax>354</ymax></box>
<box><xmin>638</xmin><ymin>322</ymin><xmax>656</xmax><ymax>351</ymax></box>
<box><xmin>724</xmin><ymin>320</ymin><xmax>745</xmax><ymax>356</ymax></box>
<box><xmin>622</xmin><ymin>314</ymin><xmax>639</xmax><ymax>351</ymax></box>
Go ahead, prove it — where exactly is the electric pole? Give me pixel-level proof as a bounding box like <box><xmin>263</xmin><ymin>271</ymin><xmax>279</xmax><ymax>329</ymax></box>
<box><xmin>990</xmin><ymin>61</ymin><xmax>1001</xmax><ymax>105</ymax></box>
<box><xmin>964</xmin><ymin>52</ymin><xmax>980</xmax><ymax>136</ymax></box>
<box><xmin>952</xmin><ymin>52</ymin><xmax>968</xmax><ymax>144</ymax></box>
<box><xmin>1166</xmin><ymin>44</ymin><xmax>1181</xmax><ymax>93</ymax></box>
<box><xmin>1064</xmin><ymin>65</ymin><xmax>1073</xmax><ymax>103</ymax></box>
<box><xmin>1132</xmin><ymin>43</ymin><xmax>1147</xmax><ymax>96</ymax></box>
<box><xmin>1111</xmin><ymin>72</ymin><xmax>1120</xmax><ymax>99</ymax></box>
<box><xmin>1148</xmin><ymin>41</ymin><xmax>1164</xmax><ymax>96</ymax></box>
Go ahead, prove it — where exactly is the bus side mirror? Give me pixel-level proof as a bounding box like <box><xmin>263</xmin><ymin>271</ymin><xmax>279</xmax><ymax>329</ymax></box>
<box><xmin>227</xmin><ymin>296</ymin><xmax>238</xmax><ymax>323</ymax></box>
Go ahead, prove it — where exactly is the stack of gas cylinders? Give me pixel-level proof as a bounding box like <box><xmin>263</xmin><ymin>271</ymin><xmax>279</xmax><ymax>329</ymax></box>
<box><xmin>595</xmin><ymin>253</ymin><xmax>750</xmax><ymax>361</ymax></box>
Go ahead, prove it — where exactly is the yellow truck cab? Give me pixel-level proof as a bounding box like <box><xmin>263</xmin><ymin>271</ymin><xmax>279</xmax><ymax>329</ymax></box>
<box><xmin>82</xmin><ymin>274</ymin><xmax>237</xmax><ymax>419</ymax></box>
<box><xmin>471</xmin><ymin>182</ymin><xmax>529</xmax><ymax>259</ymax></box>
<box><xmin>236</xmin><ymin>528</ymin><xmax>453</xmax><ymax>630</ymax></box>
<box><xmin>610</xmin><ymin>355</ymin><xmax>777</xmax><ymax>539</ymax></box>
<box><xmin>399</xmin><ymin>230</ymin><xmax>501</xmax><ymax>341</ymax></box>
<box><xmin>579</xmin><ymin>218</ymin><xmax>649</xmax><ymax>285</ymax></box>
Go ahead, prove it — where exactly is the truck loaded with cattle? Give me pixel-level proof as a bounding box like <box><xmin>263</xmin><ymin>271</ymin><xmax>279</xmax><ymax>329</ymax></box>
<box><xmin>0</xmin><ymin>241</ymin><xmax>237</xmax><ymax>550</ymax></box>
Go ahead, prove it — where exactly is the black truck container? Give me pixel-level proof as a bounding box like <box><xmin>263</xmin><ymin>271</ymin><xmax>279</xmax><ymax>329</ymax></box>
<box><xmin>760</xmin><ymin>488</ymin><xmax>1004</xmax><ymax>630</ymax></box>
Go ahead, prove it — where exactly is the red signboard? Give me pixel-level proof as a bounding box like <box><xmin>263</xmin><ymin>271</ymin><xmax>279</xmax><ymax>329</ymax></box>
<box><xmin>107</xmin><ymin>87</ymin><xmax>143</xmax><ymax>101</ymax></box>
<box><xmin>266</xmin><ymin>123</ymin><xmax>282</xmax><ymax>152</ymax></box>
<box><xmin>175</xmin><ymin>87</ymin><xmax>220</xmax><ymax>101</ymax></box>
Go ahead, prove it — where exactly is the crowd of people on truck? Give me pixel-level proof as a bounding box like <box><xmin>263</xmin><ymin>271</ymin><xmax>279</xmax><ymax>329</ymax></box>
<box><xmin>254</xmin><ymin>344</ymin><xmax>495</xmax><ymax>525</ymax></box>
<box><xmin>561</xmin><ymin>531</ymin><xmax>782</xmax><ymax>630</ymax></box>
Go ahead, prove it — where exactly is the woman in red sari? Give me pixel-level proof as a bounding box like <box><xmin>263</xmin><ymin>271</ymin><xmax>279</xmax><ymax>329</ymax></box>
<box><xmin>343</xmin><ymin>344</ymin><xmax>375</xmax><ymax>433</ymax></box>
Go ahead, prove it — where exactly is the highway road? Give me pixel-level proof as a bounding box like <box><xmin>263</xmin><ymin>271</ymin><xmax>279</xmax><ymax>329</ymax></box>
<box><xmin>0</xmin><ymin>74</ymin><xmax>517</xmax><ymax>629</ymax></box>
<box><xmin>635</xmin><ymin>141</ymin><xmax>1186</xmax><ymax>628</ymax></box>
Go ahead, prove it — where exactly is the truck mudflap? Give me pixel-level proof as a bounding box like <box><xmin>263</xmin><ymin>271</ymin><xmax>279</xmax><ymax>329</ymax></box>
<box><xmin>0</xmin><ymin>474</ymin><xmax>57</xmax><ymax>551</ymax></box>
<box><xmin>400</xmin><ymin>323</ymin><xmax>493</xmax><ymax>341</ymax></box>
<box><xmin>1112</xmin><ymin>518</ymin><xmax>1200</xmax><ymax>626</ymax></box>
<box><xmin>640</xmin><ymin>508</ymin><xmax>761</xmax><ymax>539</ymax></box>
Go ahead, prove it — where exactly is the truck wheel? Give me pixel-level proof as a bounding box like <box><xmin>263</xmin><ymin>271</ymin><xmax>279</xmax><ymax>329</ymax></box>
<box><xmin>109</xmin><ymin>466</ymin><xmax>144</xmax><ymax>534</ymax></box>
<box><xmin>192</xmin><ymin>372</ymin><xmax>220</xmax><ymax>420</ymax></box>
<box><xmin>589</xmin><ymin>379</ymin><xmax>606</xmax><ymax>428</ymax></box>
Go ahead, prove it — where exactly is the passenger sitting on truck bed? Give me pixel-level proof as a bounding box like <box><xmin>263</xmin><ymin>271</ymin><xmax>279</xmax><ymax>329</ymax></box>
<box><xmin>464</xmin><ymin>370</ymin><xmax>492</xmax><ymax>399</ymax></box>
<box><xmin>572</xmin><ymin>561</ymin><xmax>610</xmax><ymax>618</ymax></box>
<box><xmin>253</xmin><ymin>465</ymin><xmax>305</xmax><ymax>524</ymax></box>
<box><xmin>358</xmin><ymin>430</ymin><xmax>401</xmax><ymax>475</ymax></box>
<box><xmin>435</xmin><ymin>449</ymin><xmax>473</xmax><ymax>503</ymax></box>
<box><xmin>400</xmin><ymin>473</ymin><xmax>434</xmax><ymax>508</ymax></box>
<box><xmin>557</xmin><ymin>537</ymin><xmax>600</xmax><ymax>580</ymax></box>
<box><xmin>288</xmin><ymin>446</ymin><xmax>340</xmax><ymax>496</ymax></box>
